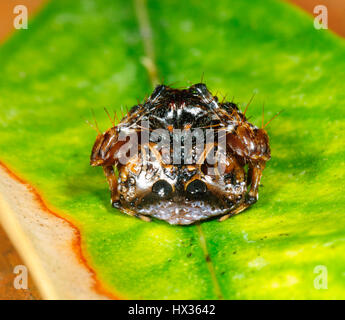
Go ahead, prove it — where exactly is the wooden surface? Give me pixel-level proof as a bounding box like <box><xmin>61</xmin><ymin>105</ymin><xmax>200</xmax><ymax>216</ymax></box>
<box><xmin>0</xmin><ymin>0</ymin><xmax>45</xmax><ymax>43</ymax></box>
<box><xmin>0</xmin><ymin>225</ymin><xmax>41</xmax><ymax>300</ymax></box>
<box><xmin>0</xmin><ymin>0</ymin><xmax>344</xmax><ymax>300</ymax></box>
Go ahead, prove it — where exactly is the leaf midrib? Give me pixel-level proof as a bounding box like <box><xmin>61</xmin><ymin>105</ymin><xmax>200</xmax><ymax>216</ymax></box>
<box><xmin>133</xmin><ymin>0</ymin><xmax>224</xmax><ymax>299</ymax></box>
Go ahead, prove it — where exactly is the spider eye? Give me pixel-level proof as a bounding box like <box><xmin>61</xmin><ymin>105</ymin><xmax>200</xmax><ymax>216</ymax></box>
<box><xmin>186</xmin><ymin>179</ymin><xmax>207</xmax><ymax>195</ymax></box>
<box><xmin>152</xmin><ymin>180</ymin><xmax>173</xmax><ymax>198</ymax></box>
<box><xmin>192</xmin><ymin>83</ymin><xmax>209</xmax><ymax>96</ymax></box>
<box><xmin>149</xmin><ymin>85</ymin><xmax>166</xmax><ymax>103</ymax></box>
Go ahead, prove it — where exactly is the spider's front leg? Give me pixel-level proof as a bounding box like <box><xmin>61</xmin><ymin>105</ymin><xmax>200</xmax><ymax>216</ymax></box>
<box><xmin>90</xmin><ymin>127</ymin><xmax>126</xmax><ymax>208</ymax></box>
<box><xmin>246</xmin><ymin>159</ymin><xmax>266</xmax><ymax>204</ymax></box>
<box><xmin>219</xmin><ymin>125</ymin><xmax>270</xmax><ymax>222</ymax></box>
<box><xmin>102</xmin><ymin>165</ymin><xmax>120</xmax><ymax>207</ymax></box>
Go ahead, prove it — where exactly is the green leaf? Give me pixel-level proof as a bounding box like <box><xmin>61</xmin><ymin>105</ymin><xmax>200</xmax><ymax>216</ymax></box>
<box><xmin>1</xmin><ymin>0</ymin><xmax>345</xmax><ymax>299</ymax></box>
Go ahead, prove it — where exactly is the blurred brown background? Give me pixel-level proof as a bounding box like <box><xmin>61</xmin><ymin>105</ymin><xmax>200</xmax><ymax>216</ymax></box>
<box><xmin>0</xmin><ymin>0</ymin><xmax>344</xmax><ymax>300</ymax></box>
<box><xmin>0</xmin><ymin>0</ymin><xmax>45</xmax><ymax>42</ymax></box>
<box><xmin>289</xmin><ymin>0</ymin><xmax>345</xmax><ymax>37</ymax></box>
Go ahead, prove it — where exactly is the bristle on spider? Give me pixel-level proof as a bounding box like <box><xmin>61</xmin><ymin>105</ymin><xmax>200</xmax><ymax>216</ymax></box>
<box><xmin>90</xmin><ymin>109</ymin><xmax>101</xmax><ymax>134</ymax></box>
<box><xmin>243</xmin><ymin>93</ymin><xmax>256</xmax><ymax>117</ymax></box>
<box><xmin>263</xmin><ymin>110</ymin><xmax>283</xmax><ymax>129</ymax></box>
<box><xmin>104</xmin><ymin>107</ymin><xmax>115</xmax><ymax>127</ymax></box>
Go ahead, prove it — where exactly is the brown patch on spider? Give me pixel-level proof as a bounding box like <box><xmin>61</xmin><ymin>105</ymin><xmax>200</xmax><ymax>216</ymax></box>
<box><xmin>90</xmin><ymin>83</ymin><xmax>276</xmax><ymax>225</ymax></box>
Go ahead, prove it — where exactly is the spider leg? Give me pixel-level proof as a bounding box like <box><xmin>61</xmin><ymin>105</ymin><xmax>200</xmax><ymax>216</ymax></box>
<box><xmin>121</xmin><ymin>207</ymin><xmax>152</xmax><ymax>222</ymax></box>
<box><xmin>218</xmin><ymin>202</ymin><xmax>250</xmax><ymax>222</ymax></box>
<box><xmin>136</xmin><ymin>214</ymin><xmax>152</xmax><ymax>222</ymax></box>
<box><xmin>246</xmin><ymin>160</ymin><xmax>266</xmax><ymax>203</ymax></box>
<box><xmin>103</xmin><ymin>165</ymin><xmax>120</xmax><ymax>207</ymax></box>
<box><xmin>219</xmin><ymin>160</ymin><xmax>265</xmax><ymax>222</ymax></box>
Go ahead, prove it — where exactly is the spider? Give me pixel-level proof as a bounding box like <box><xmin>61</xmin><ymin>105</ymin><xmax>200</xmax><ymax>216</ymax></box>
<box><xmin>90</xmin><ymin>83</ymin><xmax>272</xmax><ymax>225</ymax></box>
